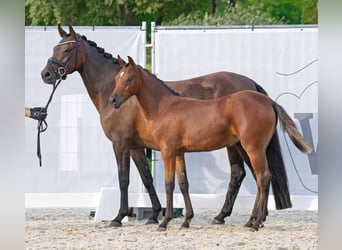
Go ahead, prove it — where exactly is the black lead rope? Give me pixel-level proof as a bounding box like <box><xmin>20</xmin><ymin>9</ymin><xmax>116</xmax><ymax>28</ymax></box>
<box><xmin>35</xmin><ymin>36</ymin><xmax>80</xmax><ymax>166</ymax></box>
<box><xmin>36</xmin><ymin>79</ymin><xmax>62</xmax><ymax>166</ymax></box>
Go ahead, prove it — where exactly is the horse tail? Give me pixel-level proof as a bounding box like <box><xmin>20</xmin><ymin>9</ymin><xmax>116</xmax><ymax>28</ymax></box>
<box><xmin>273</xmin><ymin>102</ymin><xmax>312</xmax><ymax>154</ymax></box>
<box><xmin>255</xmin><ymin>82</ymin><xmax>292</xmax><ymax>209</ymax></box>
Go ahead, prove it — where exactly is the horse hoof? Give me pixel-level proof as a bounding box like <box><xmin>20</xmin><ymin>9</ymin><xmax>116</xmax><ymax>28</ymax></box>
<box><xmin>251</xmin><ymin>224</ymin><xmax>260</xmax><ymax>231</ymax></box>
<box><xmin>146</xmin><ymin>218</ymin><xmax>158</xmax><ymax>225</ymax></box>
<box><xmin>249</xmin><ymin>227</ymin><xmax>257</xmax><ymax>232</ymax></box>
<box><xmin>212</xmin><ymin>218</ymin><xmax>225</xmax><ymax>225</ymax></box>
<box><xmin>244</xmin><ymin>221</ymin><xmax>253</xmax><ymax>228</ymax></box>
<box><xmin>109</xmin><ymin>220</ymin><xmax>122</xmax><ymax>227</ymax></box>
<box><xmin>181</xmin><ymin>222</ymin><xmax>190</xmax><ymax>228</ymax></box>
<box><xmin>157</xmin><ymin>226</ymin><xmax>166</xmax><ymax>232</ymax></box>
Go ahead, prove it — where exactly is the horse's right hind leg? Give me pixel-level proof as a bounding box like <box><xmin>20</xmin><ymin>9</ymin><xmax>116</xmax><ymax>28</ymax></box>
<box><xmin>213</xmin><ymin>145</ymin><xmax>246</xmax><ymax>224</ymax></box>
<box><xmin>234</xmin><ymin>143</ymin><xmax>269</xmax><ymax>221</ymax></box>
<box><xmin>244</xmin><ymin>151</ymin><xmax>271</xmax><ymax>231</ymax></box>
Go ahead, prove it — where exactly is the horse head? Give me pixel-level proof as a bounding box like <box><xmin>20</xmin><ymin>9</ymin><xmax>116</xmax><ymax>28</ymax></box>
<box><xmin>109</xmin><ymin>56</ymin><xmax>139</xmax><ymax>109</ymax></box>
<box><xmin>41</xmin><ymin>24</ymin><xmax>81</xmax><ymax>85</ymax></box>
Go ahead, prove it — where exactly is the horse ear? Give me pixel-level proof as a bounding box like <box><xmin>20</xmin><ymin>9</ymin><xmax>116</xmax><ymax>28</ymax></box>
<box><xmin>128</xmin><ymin>56</ymin><xmax>137</xmax><ymax>68</ymax></box>
<box><xmin>117</xmin><ymin>55</ymin><xmax>126</xmax><ymax>68</ymax></box>
<box><xmin>58</xmin><ymin>24</ymin><xmax>67</xmax><ymax>38</ymax></box>
<box><xmin>68</xmin><ymin>25</ymin><xmax>76</xmax><ymax>39</ymax></box>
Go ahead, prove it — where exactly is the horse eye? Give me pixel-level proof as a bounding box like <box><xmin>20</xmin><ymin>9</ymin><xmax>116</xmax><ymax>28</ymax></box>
<box><xmin>64</xmin><ymin>48</ymin><xmax>71</xmax><ymax>53</ymax></box>
<box><xmin>127</xmin><ymin>76</ymin><xmax>133</xmax><ymax>82</ymax></box>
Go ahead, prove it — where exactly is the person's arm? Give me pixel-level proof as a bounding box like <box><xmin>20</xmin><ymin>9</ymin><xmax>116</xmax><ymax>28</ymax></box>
<box><xmin>25</xmin><ymin>107</ymin><xmax>31</xmax><ymax>118</ymax></box>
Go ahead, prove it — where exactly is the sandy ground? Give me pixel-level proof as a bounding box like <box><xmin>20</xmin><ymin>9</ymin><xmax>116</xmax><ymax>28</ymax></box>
<box><xmin>25</xmin><ymin>208</ymin><xmax>317</xmax><ymax>249</ymax></box>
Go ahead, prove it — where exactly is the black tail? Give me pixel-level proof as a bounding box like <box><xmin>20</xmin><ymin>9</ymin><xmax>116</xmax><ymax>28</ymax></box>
<box><xmin>255</xmin><ymin>83</ymin><xmax>293</xmax><ymax>209</ymax></box>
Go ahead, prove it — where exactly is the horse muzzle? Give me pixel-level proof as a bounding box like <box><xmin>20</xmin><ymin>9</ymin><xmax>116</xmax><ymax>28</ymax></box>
<box><xmin>41</xmin><ymin>67</ymin><xmax>57</xmax><ymax>85</ymax></box>
<box><xmin>41</xmin><ymin>65</ymin><xmax>67</xmax><ymax>85</ymax></box>
<box><xmin>109</xmin><ymin>94</ymin><xmax>123</xmax><ymax>109</ymax></box>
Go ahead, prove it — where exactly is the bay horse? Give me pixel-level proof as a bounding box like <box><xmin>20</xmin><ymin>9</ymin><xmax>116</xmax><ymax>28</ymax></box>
<box><xmin>109</xmin><ymin>56</ymin><xmax>312</xmax><ymax>231</ymax></box>
<box><xmin>41</xmin><ymin>25</ymin><xmax>292</xmax><ymax>228</ymax></box>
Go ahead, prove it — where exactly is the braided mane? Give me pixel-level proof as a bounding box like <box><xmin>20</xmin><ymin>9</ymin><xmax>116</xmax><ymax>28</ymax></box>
<box><xmin>80</xmin><ymin>34</ymin><xmax>119</xmax><ymax>64</ymax></box>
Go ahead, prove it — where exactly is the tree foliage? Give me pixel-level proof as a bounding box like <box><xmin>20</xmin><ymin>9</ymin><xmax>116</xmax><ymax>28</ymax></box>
<box><xmin>239</xmin><ymin>0</ymin><xmax>317</xmax><ymax>24</ymax></box>
<box><xmin>165</xmin><ymin>3</ymin><xmax>284</xmax><ymax>26</ymax></box>
<box><xmin>25</xmin><ymin>0</ymin><xmax>317</xmax><ymax>26</ymax></box>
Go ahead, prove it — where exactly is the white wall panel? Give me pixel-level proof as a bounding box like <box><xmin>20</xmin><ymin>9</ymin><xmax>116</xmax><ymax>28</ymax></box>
<box><xmin>25</xmin><ymin>26</ymin><xmax>146</xmax><ymax>193</ymax></box>
<box><xmin>153</xmin><ymin>25</ymin><xmax>318</xmax><ymax>200</ymax></box>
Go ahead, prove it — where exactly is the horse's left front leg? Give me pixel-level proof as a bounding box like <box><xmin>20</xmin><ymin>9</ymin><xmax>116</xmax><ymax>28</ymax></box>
<box><xmin>109</xmin><ymin>144</ymin><xmax>131</xmax><ymax>227</ymax></box>
<box><xmin>130</xmin><ymin>148</ymin><xmax>162</xmax><ymax>225</ymax></box>
<box><xmin>158</xmin><ymin>150</ymin><xmax>176</xmax><ymax>231</ymax></box>
<box><xmin>176</xmin><ymin>154</ymin><xmax>194</xmax><ymax>228</ymax></box>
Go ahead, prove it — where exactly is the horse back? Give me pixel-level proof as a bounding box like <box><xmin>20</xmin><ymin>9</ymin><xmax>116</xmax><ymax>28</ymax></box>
<box><xmin>166</xmin><ymin>71</ymin><xmax>257</xmax><ymax>100</ymax></box>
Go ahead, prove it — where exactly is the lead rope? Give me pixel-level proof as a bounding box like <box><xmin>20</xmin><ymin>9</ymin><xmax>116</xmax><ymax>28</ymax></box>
<box><xmin>36</xmin><ymin>79</ymin><xmax>62</xmax><ymax>166</ymax></box>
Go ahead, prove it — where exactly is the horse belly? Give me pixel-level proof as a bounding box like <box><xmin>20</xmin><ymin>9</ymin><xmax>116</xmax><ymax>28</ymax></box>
<box><xmin>181</xmin><ymin>122</ymin><xmax>237</xmax><ymax>152</ymax></box>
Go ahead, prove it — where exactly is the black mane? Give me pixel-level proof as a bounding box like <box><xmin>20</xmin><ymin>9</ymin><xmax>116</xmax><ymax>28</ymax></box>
<box><xmin>80</xmin><ymin>35</ymin><xmax>119</xmax><ymax>64</ymax></box>
<box><xmin>141</xmin><ymin>67</ymin><xmax>180</xmax><ymax>96</ymax></box>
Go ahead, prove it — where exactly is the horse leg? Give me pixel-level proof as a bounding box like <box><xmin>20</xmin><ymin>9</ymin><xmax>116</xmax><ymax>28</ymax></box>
<box><xmin>130</xmin><ymin>148</ymin><xmax>162</xmax><ymax>224</ymax></box>
<box><xmin>175</xmin><ymin>154</ymin><xmax>194</xmax><ymax>228</ymax></box>
<box><xmin>244</xmin><ymin>182</ymin><xmax>261</xmax><ymax>228</ymax></box>
<box><xmin>234</xmin><ymin>143</ymin><xmax>269</xmax><ymax>221</ymax></box>
<box><xmin>213</xmin><ymin>145</ymin><xmax>245</xmax><ymax>224</ymax></box>
<box><xmin>109</xmin><ymin>144</ymin><xmax>130</xmax><ymax>227</ymax></box>
<box><xmin>244</xmin><ymin>151</ymin><xmax>271</xmax><ymax>231</ymax></box>
<box><xmin>158</xmin><ymin>150</ymin><xmax>176</xmax><ymax>231</ymax></box>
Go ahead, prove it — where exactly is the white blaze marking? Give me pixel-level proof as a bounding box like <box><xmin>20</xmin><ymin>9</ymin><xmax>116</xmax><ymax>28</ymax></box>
<box><xmin>120</xmin><ymin>71</ymin><xmax>124</xmax><ymax>77</ymax></box>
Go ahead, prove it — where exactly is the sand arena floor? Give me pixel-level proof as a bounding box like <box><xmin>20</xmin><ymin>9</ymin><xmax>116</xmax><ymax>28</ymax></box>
<box><xmin>25</xmin><ymin>207</ymin><xmax>318</xmax><ymax>249</ymax></box>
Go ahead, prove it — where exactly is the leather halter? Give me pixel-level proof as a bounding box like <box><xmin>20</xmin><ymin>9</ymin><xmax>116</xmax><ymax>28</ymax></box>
<box><xmin>47</xmin><ymin>36</ymin><xmax>81</xmax><ymax>80</ymax></box>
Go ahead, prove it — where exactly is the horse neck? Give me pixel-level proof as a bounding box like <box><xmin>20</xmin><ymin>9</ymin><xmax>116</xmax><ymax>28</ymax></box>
<box><xmin>136</xmin><ymin>67</ymin><xmax>176</xmax><ymax>120</ymax></box>
<box><xmin>77</xmin><ymin>42</ymin><xmax>120</xmax><ymax>113</ymax></box>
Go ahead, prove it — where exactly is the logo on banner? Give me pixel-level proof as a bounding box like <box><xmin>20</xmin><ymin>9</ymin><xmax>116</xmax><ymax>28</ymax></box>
<box><xmin>275</xmin><ymin>59</ymin><xmax>318</xmax><ymax>194</ymax></box>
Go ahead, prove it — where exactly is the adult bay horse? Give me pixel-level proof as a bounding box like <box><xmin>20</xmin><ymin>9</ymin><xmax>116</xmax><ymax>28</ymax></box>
<box><xmin>41</xmin><ymin>25</ymin><xmax>291</xmax><ymax>227</ymax></box>
<box><xmin>109</xmin><ymin>56</ymin><xmax>312</xmax><ymax>231</ymax></box>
